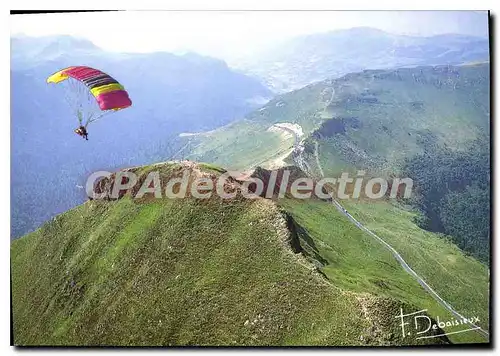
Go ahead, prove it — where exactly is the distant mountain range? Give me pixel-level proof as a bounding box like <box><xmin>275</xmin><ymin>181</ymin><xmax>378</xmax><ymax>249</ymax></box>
<box><xmin>11</xmin><ymin>34</ymin><xmax>102</xmax><ymax>67</ymax></box>
<box><xmin>231</xmin><ymin>27</ymin><xmax>489</xmax><ymax>92</ymax></box>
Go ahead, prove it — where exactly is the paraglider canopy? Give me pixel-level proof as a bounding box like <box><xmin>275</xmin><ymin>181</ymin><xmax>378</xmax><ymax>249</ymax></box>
<box><xmin>47</xmin><ymin>66</ymin><xmax>132</xmax><ymax>128</ymax></box>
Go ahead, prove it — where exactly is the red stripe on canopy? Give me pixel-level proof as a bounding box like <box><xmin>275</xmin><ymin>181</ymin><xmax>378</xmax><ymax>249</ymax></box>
<box><xmin>63</xmin><ymin>66</ymin><xmax>104</xmax><ymax>81</ymax></box>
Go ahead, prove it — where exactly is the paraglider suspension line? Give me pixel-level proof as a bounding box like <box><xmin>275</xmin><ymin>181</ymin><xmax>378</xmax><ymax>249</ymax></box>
<box><xmin>63</xmin><ymin>78</ymin><xmax>112</xmax><ymax>129</ymax></box>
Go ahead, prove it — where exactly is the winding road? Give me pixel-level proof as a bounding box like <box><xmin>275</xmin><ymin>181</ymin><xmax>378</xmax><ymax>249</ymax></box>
<box><xmin>283</xmin><ymin>125</ymin><xmax>489</xmax><ymax>340</ymax></box>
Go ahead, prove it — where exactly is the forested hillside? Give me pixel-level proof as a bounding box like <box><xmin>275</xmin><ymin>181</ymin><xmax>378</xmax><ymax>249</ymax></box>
<box><xmin>403</xmin><ymin>137</ymin><xmax>490</xmax><ymax>263</ymax></box>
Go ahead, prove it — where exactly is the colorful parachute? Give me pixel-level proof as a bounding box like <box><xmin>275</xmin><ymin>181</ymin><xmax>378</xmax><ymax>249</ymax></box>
<box><xmin>47</xmin><ymin>66</ymin><xmax>132</xmax><ymax>127</ymax></box>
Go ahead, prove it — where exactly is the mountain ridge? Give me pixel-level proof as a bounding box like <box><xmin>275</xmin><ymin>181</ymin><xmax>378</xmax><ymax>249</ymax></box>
<box><xmin>179</xmin><ymin>62</ymin><xmax>490</xmax><ymax>264</ymax></box>
<box><xmin>12</xmin><ymin>161</ymin><xmax>465</xmax><ymax>346</ymax></box>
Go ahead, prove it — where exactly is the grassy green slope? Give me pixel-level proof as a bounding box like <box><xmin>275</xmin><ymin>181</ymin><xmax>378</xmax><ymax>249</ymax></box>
<box><xmin>11</xmin><ymin>196</ymin><xmax>359</xmax><ymax>346</ymax></box>
<box><xmin>279</xmin><ymin>198</ymin><xmax>488</xmax><ymax>344</ymax></box>
<box><xmin>340</xmin><ymin>199</ymin><xmax>490</xmax><ymax>331</ymax></box>
<box><xmin>182</xmin><ymin>82</ymin><xmax>334</xmax><ymax>170</ymax></box>
<box><xmin>11</xmin><ymin>163</ymin><xmax>446</xmax><ymax>346</ymax></box>
<box><xmin>183</xmin><ymin>120</ymin><xmax>288</xmax><ymax>171</ymax></box>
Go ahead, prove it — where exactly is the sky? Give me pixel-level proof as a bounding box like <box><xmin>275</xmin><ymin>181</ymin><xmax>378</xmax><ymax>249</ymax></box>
<box><xmin>10</xmin><ymin>10</ymin><xmax>489</xmax><ymax>60</ymax></box>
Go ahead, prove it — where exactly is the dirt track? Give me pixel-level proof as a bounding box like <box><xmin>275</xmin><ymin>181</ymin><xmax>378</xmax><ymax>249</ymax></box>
<box><xmin>288</xmin><ymin>128</ymin><xmax>489</xmax><ymax>341</ymax></box>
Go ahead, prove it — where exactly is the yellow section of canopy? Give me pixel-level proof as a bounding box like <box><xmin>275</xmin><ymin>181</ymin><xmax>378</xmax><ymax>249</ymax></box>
<box><xmin>90</xmin><ymin>83</ymin><xmax>125</xmax><ymax>97</ymax></box>
<box><xmin>46</xmin><ymin>67</ymin><xmax>75</xmax><ymax>84</ymax></box>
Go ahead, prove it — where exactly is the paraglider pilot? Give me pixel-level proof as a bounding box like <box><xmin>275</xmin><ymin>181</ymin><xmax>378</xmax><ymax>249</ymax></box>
<box><xmin>75</xmin><ymin>126</ymin><xmax>89</xmax><ymax>140</ymax></box>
